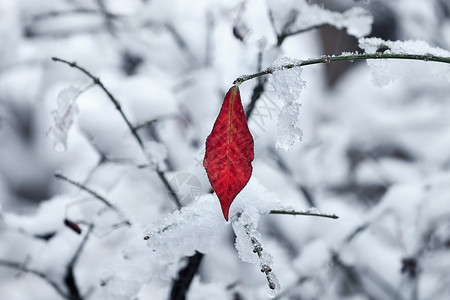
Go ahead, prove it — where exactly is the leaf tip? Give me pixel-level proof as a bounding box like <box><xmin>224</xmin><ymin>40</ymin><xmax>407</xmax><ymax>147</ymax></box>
<box><xmin>222</xmin><ymin>205</ymin><xmax>230</xmax><ymax>221</ymax></box>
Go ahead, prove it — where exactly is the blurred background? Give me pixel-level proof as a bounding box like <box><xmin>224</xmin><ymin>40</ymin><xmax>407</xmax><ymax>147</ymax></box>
<box><xmin>1</xmin><ymin>0</ymin><xmax>450</xmax><ymax>299</ymax></box>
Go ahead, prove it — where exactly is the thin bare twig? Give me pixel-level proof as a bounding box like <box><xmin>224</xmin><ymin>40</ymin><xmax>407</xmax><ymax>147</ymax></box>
<box><xmin>250</xmin><ymin>234</ymin><xmax>277</xmax><ymax>290</ymax></box>
<box><xmin>55</xmin><ymin>172</ymin><xmax>132</xmax><ymax>227</ymax></box>
<box><xmin>270</xmin><ymin>209</ymin><xmax>339</xmax><ymax>219</ymax></box>
<box><xmin>277</xmin><ymin>23</ymin><xmax>330</xmax><ymax>47</ymax></box>
<box><xmin>245</xmin><ymin>45</ymin><xmax>266</xmax><ymax>120</ymax></box>
<box><xmin>55</xmin><ymin>173</ymin><xmax>115</xmax><ymax>210</ymax></box>
<box><xmin>234</xmin><ymin>53</ymin><xmax>450</xmax><ymax>85</ymax></box>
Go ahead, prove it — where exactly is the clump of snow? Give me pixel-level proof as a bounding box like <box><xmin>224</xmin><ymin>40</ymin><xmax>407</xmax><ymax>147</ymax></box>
<box><xmin>231</xmin><ymin>212</ymin><xmax>280</xmax><ymax>298</ymax></box>
<box><xmin>47</xmin><ymin>86</ymin><xmax>81</xmax><ymax>152</ymax></box>
<box><xmin>228</xmin><ymin>177</ymin><xmax>283</xmax><ymax>297</ymax></box>
<box><xmin>144</xmin><ymin>140</ymin><xmax>168</xmax><ymax>171</ymax></box>
<box><xmin>99</xmin><ymin>228</ymin><xmax>162</xmax><ymax>300</ymax></box>
<box><xmin>144</xmin><ymin>194</ymin><xmax>227</xmax><ymax>262</ymax></box>
<box><xmin>232</xmin><ymin>216</ymin><xmax>259</xmax><ymax>264</ymax></box>
<box><xmin>268</xmin><ymin>57</ymin><xmax>305</xmax><ymax>151</ymax></box>
<box><xmin>269</xmin><ymin>0</ymin><xmax>373</xmax><ymax>38</ymax></box>
<box><xmin>359</xmin><ymin>37</ymin><xmax>450</xmax><ymax>57</ymax></box>
<box><xmin>307</xmin><ymin>207</ymin><xmax>321</xmax><ymax>214</ymax></box>
<box><xmin>144</xmin><ymin>177</ymin><xmax>281</xmax><ymax>262</ymax></box>
<box><xmin>358</xmin><ymin>38</ymin><xmax>450</xmax><ymax>86</ymax></box>
<box><xmin>338</xmin><ymin>7</ymin><xmax>374</xmax><ymax>38</ymax></box>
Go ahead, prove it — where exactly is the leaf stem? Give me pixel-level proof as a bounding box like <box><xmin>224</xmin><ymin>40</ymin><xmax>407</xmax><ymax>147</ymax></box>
<box><xmin>234</xmin><ymin>53</ymin><xmax>450</xmax><ymax>85</ymax></box>
<box><xmin>270</xmin><ymin>210</ymin><xmax>339</xmax><ymax>219</ymax></box>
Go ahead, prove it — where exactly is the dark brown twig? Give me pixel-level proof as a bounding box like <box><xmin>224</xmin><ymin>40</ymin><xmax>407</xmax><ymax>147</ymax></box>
<box><xmin>170</xmin><ymin>252</ymin><xmax>204</xmax><ymax>300</ymax></box>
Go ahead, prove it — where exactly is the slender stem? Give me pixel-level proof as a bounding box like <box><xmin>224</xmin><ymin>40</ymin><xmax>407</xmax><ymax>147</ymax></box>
<box><xmin>51</xmin><ymin>57</ymin><xmax>144</xmax><ymax>148</ymax></box>
<box><xmin>234</xmin><ymin>53</ymin><xmax>450</xmax><ymax>85</ymax></box>
<box><xmin>277</xmin><ymin>23</ymin><xmax>330</xmax><ymax>47</ymax></box>
<box><xmin>55</xmin><ymin>173</ymin><xmax>116</xmax><ymax>210</ymax></box>
<box><xmin>270</xmin><ymin>210</ymin><xmax>339</xmax><ymax>219</ymax></box>
<box><xmin>69</xmin><ymin>224</ymin><xmax>94</xmax><ymax>268</ymax></box>
<box><xmin>157</xmin><ymin>169</ymin><xmax>182</xmax><ymax>209</ymax></box>
<box><xmin>56</xmin><ymin>172</ymin><xmax>133</xmax><ymax>227</ymax></box>
<box><xmin>245</xmin><ymin>47</ymin><xmax>266</xmax><ymax>120</ymax></box>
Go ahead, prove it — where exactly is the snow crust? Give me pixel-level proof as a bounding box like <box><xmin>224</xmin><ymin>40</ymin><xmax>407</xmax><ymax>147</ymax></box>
<box><xmin>359</xmin><ymin>38</ymin><xmax>450</xmax><ymax>86</ymax></box>
<box><xmin>144</xmin><ymin>177</ymin><xmax>281</xmax><ymax>262</ymax></box>
<box><xmin>47</xmin><ymin>86</ymin><xmax>81</xmax><ymax>152</ymax></box>
<box><xmin>144</xmin><ymin>194</ymin><xmax>226</xmax><ymax>262</ymax></box>
<box><xmin>268</xmin><ymin>57</ymin><xmax>305</xmax><ymax>150</ymax></box>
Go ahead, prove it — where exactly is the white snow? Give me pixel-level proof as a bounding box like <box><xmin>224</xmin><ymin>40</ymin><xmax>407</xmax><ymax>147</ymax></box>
<box><xmin>144</xmin><ymin>177</ymin><xmax>282</xmax><ymax>262</ymax></box>
<box><xmin>358</xmin><ymin>38</ymin><xmax>450</xmax><ymax>86</ymax></box>
<box><xmin>269</xmin><ymin>0</ymin><xmax>373</xmax><ymax>38</ymax></box>
<box><xmin>144</xmin><ymin>194</ymin><xmax>227</xmax><ymax>262</ymax></box>
<box><xmin>359</xmin><ymin>38</ymin><xmax>450</xmax><ymax>57</ymax></box>
<box><xmin>47</xmin><ymin>86</ymin><xmax>81</xmax><ymax>152</ymax></box>
<box><xmin>232</xmin><ymin>216</ymin><xmax>259</xmax><ymax>264</ymax></box>
<box><xmin>2</xmin><ymin>1</ymin><xmax>450</xmax><ymax>299</ymax></box>
<box><xmin>268</xmin><ymin>57</ymin><xmax>305</xmax><ymax>150</ymax></box>
<box><xmin>231</xmin><ymin>213</ymin><xmax>280</xmax><ymax>298</ymax></box>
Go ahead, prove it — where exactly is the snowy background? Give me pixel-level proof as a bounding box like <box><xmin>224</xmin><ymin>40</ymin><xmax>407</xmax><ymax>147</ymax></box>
<box><xmin>1</xmin><ymin>0</ymin><xmax>450</xmax><ymax>299</ymax></box>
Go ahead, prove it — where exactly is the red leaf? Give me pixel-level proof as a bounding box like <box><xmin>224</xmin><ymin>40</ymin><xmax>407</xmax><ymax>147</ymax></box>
<box><xmin>204</xmin><ymin>86</ymin><xmax>254</xmax><ymax>221</ymax></box>
<box><xmin>64</xmin><ymin>218</ymin><xmax>82</xmax><ymax>234</ymax></box>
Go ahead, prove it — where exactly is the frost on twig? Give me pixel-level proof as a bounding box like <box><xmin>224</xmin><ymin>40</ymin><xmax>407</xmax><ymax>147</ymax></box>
<box><xmin>144</xmin><ymin>178</ymin><xmax>280</xmax><ymax>261</ymax></box>
<box><xmin>232</xmin><ymin>211</ymin><xmax>280</xmax><ymax>298</ymax></box>
<box><xmin>48</xmin><ymin>86</ymin><xmax>82</xmax><ymax>152</ymax></box>
<box><xmin>268</xmin><ymin>57</ymin><xmax>305</xmax><ymax>151</ymax></box>
<box><xmin>359</xmin><ymin>37</ymin><xmax>450</xmax><ymax>86</ymax></box>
